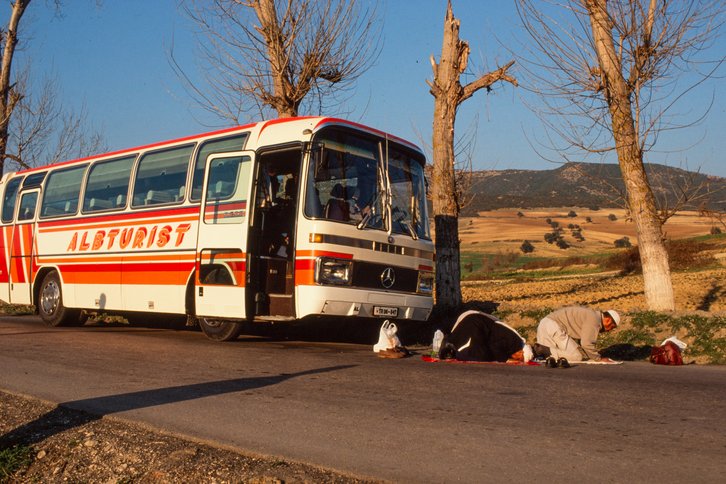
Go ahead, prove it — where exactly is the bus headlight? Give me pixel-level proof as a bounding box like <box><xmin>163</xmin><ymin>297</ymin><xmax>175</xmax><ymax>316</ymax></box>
<box><xmin>315</xmin><ymin>257</ymin><xmax>353</xmax><ymax>285</ymax></box>
<box><xmin>417</xmin><ymin>271</ymin><xmax>434</xmax><ymax>295</ymax></box>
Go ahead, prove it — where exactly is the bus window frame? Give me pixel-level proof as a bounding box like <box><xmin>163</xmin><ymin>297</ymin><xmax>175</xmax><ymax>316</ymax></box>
<box><xmin>131</xmin><ymin>143</ymin><xmax>196</xmax><ymax>209</ymax></box>
<box><xmin>39</xmin><ymin>163</ymin><xmax>89</xmax><ymax>219</ymax></box>
<box><xmin>189</xmin><ymin>133</ymin><xmax>251</xmax><ymax>203</ymax></box>
<box><xmin>1</xmin><ymin>176</ymin><xmax>24</xmax><ymax>224</ymax></box>
<box><xmin>17</xmin><ymin>190</ymin><xmax>40</xmax><ymax>222</ymax></box>
<box><xmin>81</xmin><ymin>154</ymin><xmax>138</xmax><ymax>215</ymax></box>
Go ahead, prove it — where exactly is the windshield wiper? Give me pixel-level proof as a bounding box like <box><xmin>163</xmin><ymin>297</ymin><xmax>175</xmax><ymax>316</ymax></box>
<box><xmin>400</xmin><ymin>220</ymin><xmax>418</xmax><ymax>240</ymax></box>
<box><xmin>356</xmin><ymin>190</ymin><xmax>382</xmax><ymax>230</ymax></box>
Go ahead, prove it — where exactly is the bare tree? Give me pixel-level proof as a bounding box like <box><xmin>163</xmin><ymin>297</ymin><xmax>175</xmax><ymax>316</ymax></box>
<box><xmin>517</xmin><ymin>0</ymin><xmax>724</xmax><ymax>311</ymax></box>
<box><xmin>427</xmin><ymin>1</ymin><xmax>517</xmax><ymax>310</ymax></box>
<box><xmin>0</xmin><ymin>0</ymin><xmax>31</xmax><ymax>175</ymax></box>
<box><xmin>175</xmin><ymin>0</ymin><xmax>381</xmax><ymax>121</ymax></box>
<box><xmin>1</xmin><ymin>1</ymin><xmax>101</xmax><ymax>174</ymax></box>
<box><xmin>5</xmin><ymin>65</ymin><xmax>106</xmax><ymax>172</ymax></box>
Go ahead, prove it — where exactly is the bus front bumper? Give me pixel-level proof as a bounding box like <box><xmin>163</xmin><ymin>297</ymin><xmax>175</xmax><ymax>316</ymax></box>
<box><xmin>296</xmin><ymin>286</ymin><xmax>433</xmax><ymax>321</ymax></box>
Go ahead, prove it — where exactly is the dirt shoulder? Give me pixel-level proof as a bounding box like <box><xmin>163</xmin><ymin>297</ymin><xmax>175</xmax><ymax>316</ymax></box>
<box><xmin>0</xmin><ymin>391</ymin><xmax>371</xmax><ymax>483</ymax></box>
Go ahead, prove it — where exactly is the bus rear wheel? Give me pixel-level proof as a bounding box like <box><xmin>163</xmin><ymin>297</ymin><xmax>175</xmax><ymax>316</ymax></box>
<box><xmin>199</xmin><ymin>317</ymin><xmax>243</xmax><ymax>342</ymax></box>
<box><xmin>38</xmin><ymin>271</ymin><xmax>81</xmax><ymax>327</ymax></box>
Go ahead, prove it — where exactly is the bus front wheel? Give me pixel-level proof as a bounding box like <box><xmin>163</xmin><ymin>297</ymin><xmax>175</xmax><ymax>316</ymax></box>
<box><xmin>199</xmin><ymin>317</ymin><xmax>243</xmax><ymax>342</ymax></box>
<box><xmin>38</xmin><ymin>271</ymin><xmax>80</xmax><ymax>327</ymax></box>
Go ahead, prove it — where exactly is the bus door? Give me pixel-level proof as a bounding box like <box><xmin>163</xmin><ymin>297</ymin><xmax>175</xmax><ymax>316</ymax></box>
<box><xmin>195</xmin><ymin>151</ymin><xmax>255</xmax><ymax>319</ymax></box>
<box><xmin>247</xmin><ymin>149</ymin><xmax>301</xmax><ymax>319</ymax></box>
<box><xmin>9</xmin><ymin>189</ymin><xmax>40</xmax><ymax>304</ymax></box>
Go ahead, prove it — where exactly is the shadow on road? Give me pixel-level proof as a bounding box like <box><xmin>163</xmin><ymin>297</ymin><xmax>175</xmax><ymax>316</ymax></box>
<box><xmin>0</xmin><ymin>364</ymin><xmax>355</xmax><ymax>448</ymax></box>
<box><xmin>600</xmin><ymin>343</ymin><xmax>653</xmax><ymax>360</ymax></box>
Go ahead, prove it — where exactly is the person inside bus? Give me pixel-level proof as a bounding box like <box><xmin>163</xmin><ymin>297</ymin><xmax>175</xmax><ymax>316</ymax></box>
<box><xmin>264</xmin><ymin>167</ymin><xmax>281</xmax><ymax>207</ymax></box>
<box><xmin>324</xmin><ymin>183</ymin><xmax>350</xmax><ymax>221</ymax></box>
<box><xmin>350</xmin><ymin>168</ymin><xmax>377</xmax><ymax>224</ymax></box>
<box><xmin>269</xmin><ymin>232</ymin><xmax>290</xmax><ymax>258</ymax></box>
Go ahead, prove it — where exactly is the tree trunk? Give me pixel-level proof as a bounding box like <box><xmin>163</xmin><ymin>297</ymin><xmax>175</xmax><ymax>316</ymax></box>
<box><xmin>432</xmin><ymin>97</ymin><xmax>461</xmax><ymax>309</ymax></box>
<box><xmin>252</xmin><ymin>0</ymin><xmax>298</xmax><ymax>117</ymax></box>
<box><xmin>0</xmin><ymin>0</ymin><xmax>31</xmax><ymax>175</ymax></box>
<box><xmin>586</xmin><ymin>0</ymin><xmax>674</xmax><ymax>310</ymax></box>
<box><xmin>428</xmin><ymin>2</ymin><xmax>516</xmax><ymax>311</ymax></box>
<box><xmin>429</xmin><ymin>3</ymin><xmax>468</xmax><ymax>310</ymax></box>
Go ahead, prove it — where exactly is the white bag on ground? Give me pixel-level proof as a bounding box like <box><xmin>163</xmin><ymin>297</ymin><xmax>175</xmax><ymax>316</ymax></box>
<box><xmin>373</xmin><ymin>320</ymin><xmax>401</xmax><ymax>353</ymax></box>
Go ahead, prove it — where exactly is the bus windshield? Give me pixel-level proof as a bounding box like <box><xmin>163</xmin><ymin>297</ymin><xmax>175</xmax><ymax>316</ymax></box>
<box><xmin>306</xmin><ymin>128</ymin><xmax>430</xmax><ymax>240</ymax></box>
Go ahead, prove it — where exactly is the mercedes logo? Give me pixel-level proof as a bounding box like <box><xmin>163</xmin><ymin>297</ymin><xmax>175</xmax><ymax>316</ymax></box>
<box><xmin>380</xmin><ymin>267</ymin><xmax>395</xmax><ymax>289</ymax></box>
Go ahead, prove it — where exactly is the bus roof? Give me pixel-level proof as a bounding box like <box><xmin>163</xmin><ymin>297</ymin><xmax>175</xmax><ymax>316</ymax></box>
<box><xmin>12</xmin><ymin>117</ymin><xmax>424</xmax><ymax>176</ymax></box>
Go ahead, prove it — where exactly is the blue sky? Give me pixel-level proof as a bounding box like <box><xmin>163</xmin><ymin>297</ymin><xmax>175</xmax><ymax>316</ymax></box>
<box><xmin>10</xmin><ymin>0</ymin><xmax>726</xmax><ymax>176</ymax></box>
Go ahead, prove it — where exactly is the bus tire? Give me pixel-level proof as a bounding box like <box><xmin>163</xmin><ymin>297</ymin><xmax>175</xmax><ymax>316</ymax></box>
<box><xmin>38</xmin><ymin>271</ymin><xmax>80</xmax><ymax>327</ymax></box>
<box><xmin>199</xmin><ymin>317</ymin><xmax>243</xmax><ymax>342</ymax></box>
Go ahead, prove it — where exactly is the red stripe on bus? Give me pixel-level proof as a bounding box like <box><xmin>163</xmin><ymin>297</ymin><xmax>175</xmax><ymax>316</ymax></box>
<box><xmin>294</xmin><ymin>269</ymin><xmax>315</xmax><ymax>286</ymax></box>
<box><xmin>59</xmin><ymin>262</ymin><xmax>194</xmax><ymax>285</ymax></box>
<box><xmin>296</xmin><ymin>249</ymin><xmax>353</xmax><ymax>259</ymax></box>
<box><xmin>0</xmin><ymin>228</ymin><xmax>9</xmax><ymax>283</ymax></box>
<box><xmin>38</xmin><ymin>206</ymin><xmax>200</xmax><ymax>228</ymax></box>
<box><xmin>59</xmin><ymin>262</ymin><xmax>193</xmax><ymax>273</ymax></box>
<box><xmin>294</xmin><ymin>259</ymin><xmax>315</xmax><ymax>271</ymax></box>
<box><xmin>257</xmin><ymin>116</ymin><xmax>314</xmax><ymax>139</ymax></box>
<box><xmin>10</xmin><ymin>227</ymin><xmax>26</xmax><ymax>283</ymax></box>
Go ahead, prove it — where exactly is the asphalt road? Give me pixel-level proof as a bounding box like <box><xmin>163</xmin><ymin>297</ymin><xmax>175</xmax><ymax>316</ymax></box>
<box><xmin>1</xmin><ymin>315</ymin><xmax>725</xmax><ymax>483</ymax></box>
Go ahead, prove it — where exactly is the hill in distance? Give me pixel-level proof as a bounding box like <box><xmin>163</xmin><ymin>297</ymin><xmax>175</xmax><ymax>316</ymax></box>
<box><xmin>461</xmin><ymin>162</ymin><xmax>726</xmax><ymax>215</ymax></box>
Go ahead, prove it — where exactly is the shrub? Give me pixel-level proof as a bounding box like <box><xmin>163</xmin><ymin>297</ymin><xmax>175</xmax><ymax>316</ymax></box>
<box><xmin>667</xmin><ymin>239</ymin><xmax>715</xmax><ymax>270</ymax></box>
<box><xmin>550</xmin><ymin>220</ymin><xmax>560</xmax><ymax>228</ymax></box>
<box><xmin>521</xmin><ymin>255</ymin><xmax>589</xmax><ymax>270</ymax></box>
<box><xmin>520</xmin><ymin>240</ymin><xmax>535</xmax><ymax>253</ymax></box>
<box><xmin>517</xmin><ymin>211</ymin><xmax>524</xmax><ymax>218</ymax></box>
<box><xmin>614</xmin><ymin>236</ymin><xmax>631</xmax><ymax>248</ymax></box>
<box><xmin>556</xmin><ymin>238</ymin><xmax>570</xmax><ymax>249</ymax></box>
<box><xmin>711</xmin><ymin>226</ymin><xmax>722</xmax><ymax>235</ymax></box>
<box><xmin>545</xmin><ymin>218</ymin><xmax>552</xmax><ymax>224</ymax></box>
<box><xmin>608</xmin><ymin>213</ymin><xmax>617</xmax><ymax>221</ymax></box>
<box><xmin>603</xmin><ymin>238</ymin><xmax>716</xmax><ymax>273</ymax></box>
<box><xmin>604</xmin><ymin>246</ymin><xmax>639</xmax><ymax>274</ymax></box>
<box><xmin>567</xmin><ymin>210</ymin><xmax>577</xmax><ymax>217</ymax></box>
<box><xmin>585</xmin><ymin>216</ymin><xmax>592</xmax><ymax>223</ymax></box>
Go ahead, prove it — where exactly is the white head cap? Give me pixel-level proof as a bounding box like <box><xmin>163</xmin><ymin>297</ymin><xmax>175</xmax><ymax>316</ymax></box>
<box><xmin>605</xmin><ymin>310</ymin><xmax>621</xmax><ymax>326</ymax></box>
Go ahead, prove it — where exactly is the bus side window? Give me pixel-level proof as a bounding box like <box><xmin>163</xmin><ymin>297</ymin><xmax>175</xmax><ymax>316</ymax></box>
<box><xmin>83</xmin><ymin>155</ymin><xmax>136</xmax><ymax>213</ymax></box>
<box><xmin>132</xmin><ymin>145</ymin><xmax>194</xmax><ymax>208</ymax></box>
<box><xmin>41</xmin><ymin>164</ymin><xmax>88</xmax><ymax>218</ymax></box>
<box><xmin>1</xmin><ymin>177</ymin><xmax>23</xmax><ymax>223</ymax></box>
<box><xmin>18</xmin><ymin>192</ymin><xmax>38</xmax><ymax>221</ymax></box>
<box><xmin>190</xmin><ymin>133</ymin><xmax>249</xmax><ymax>202</ymax></box>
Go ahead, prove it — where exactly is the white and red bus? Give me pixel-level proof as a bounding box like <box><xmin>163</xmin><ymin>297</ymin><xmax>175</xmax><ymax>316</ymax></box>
<box><xmin>0</xmin><ymin>117</ymin><xmax>434</xmax><ymax>340</ymax></box>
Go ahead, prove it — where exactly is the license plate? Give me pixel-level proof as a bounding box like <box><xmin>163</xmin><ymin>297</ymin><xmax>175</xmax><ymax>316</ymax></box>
<box><xmin>373</xmin><ymin>306</ymin><xmax>398</xmax><ymax>317</ymax></box>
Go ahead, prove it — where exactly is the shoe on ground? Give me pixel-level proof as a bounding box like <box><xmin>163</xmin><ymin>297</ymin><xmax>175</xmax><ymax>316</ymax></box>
<box><xmin>376</xmin><ymin>346</ymin><xmax>410</xmax><ymax>359</ymax></box>
<box><xmin>534</xmin><ymin>343</ymin><xmax>552</xmax><ymax>358</ymax></box>
<box><xmin>557</xmin><ymin>357</ymin><xmax>571</xmax><ymax>368</ymax></box>
<box><xmin>545</xmin><ymin>356</ymin><xmax>558</xmax><ymax>368</ymax></box>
